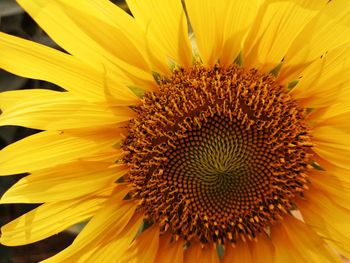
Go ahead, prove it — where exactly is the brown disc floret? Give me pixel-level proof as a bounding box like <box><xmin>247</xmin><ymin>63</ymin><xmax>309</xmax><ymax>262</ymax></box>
<box><xmin>121</xmin><ymin>64</ymin><xmax>313</xmax><ymax>244</ymax></box>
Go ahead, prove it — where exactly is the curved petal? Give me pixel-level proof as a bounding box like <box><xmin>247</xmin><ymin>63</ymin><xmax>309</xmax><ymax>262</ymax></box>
<box><xmin>0</xmin><ymin>89</ymin><xmax>136</xmax><ymax>130</ymax></box>
<box><xmin>251</xmin><ymin>234</ymin><xmax>275</xmax><ymax>263</ymax></box>
<box><xmin>243</xmin><ymin>0</ymin><xmax>327</xmax><ymax>71</ymax></box>
<box><xmin>222</xmin><ymin>235</ymin><xmax>274</xmax><ymax>263</ymax></box>
<box><xmin>184</xmin><ymin>243</ymin><xmax>219</xmax><ymax>263</ymax></box>
<box><xmin>314</xmin><ymin>155</ymin><xmax>350</xmax><ymax>184</ymax></box>
<box><xmin>186</xmin><ymin>0</ymin><xmax>260</xmax><ymax>67</ymax></box>
<box><xmin>313</xmin><ymin>107</ymin><xmax>350</xmax><ymax>131</ymax></box>
<box><xmin>185</xmin><ymin>0</ymin><xmax>226</xmax><ymax>67</ymax></box>
<box><xmin>42</xmin><ymin>189</ymin><xmax>139</xmax><ymax>262</ymax></box>
<box><xmin>57</xmin><ymin>0</ymin><xmax>159</xmax><ymax>91</ymax></box>
<box><xmin>1</xmin><ymin>162</ymin><xmax>127</xmax><ymax>203</ymax></box>
<box><xmin>298</xmin><ymin>187</ymin><xmax>350</xmax><ymax>259</ymax></box>
<box><xmin>0</xmin><ymin>186</ymin><xmax>114</xmax><ymax>246</ymax></box>
<box><xmin>155</xmin><ymin>234</ymin><xmax>184</xmax><ymax>263</ymax></box>
<box><xmin>127</xmin><ymin>0</ymin><xmax>192</xmax><ymax>68</ymax></box>
<box><xmin>279</xmin><ymin>0</ymin><xmax>350</xmax><ymax>84</ymax></box>
<box><xmin>312</xmin><ymin>126</ymin><xmax>350</xmax><ymax>170</ymax></box>
<box><xmin>120</xmin><ymin>225</ymin><xmax>160</xmax><ymax>263</ymax></box>
<box><xmin>310</xmin><ymin>97</ymin><xmax>350</xmax><ymax>132</ymax></box>
<box><xmin>17</xmin><ymin>0</ymin><xmax>158</xmax><ymax>92</ymax></box>
<box><xmin>56</xmin><ymin>0</ymin><xmax>170</xmax><ymax>78</ymax></box>
<box><xmin>222</xmin><ymin>241</ymin><xmax>251</xmax><ymax>263</ymax></box>
<box><xmin>69</xmin><ymin>0</ymin><xmax>170</xmax><ymax>75</ymax></box>
<box><xmin>290</xmin><ymin>45</ymin><xmax>350</xmax><ymax>108</ymax></box>
<box><xmin>0</xmin><ymin>33</ymin><xmax>139</xmax><ymax>104</ymax></box>
<box><xmin>184</xmin><ymin>242</ymin><xmax>201</xmax><ymax>263</ymax></box>
<box><xmin>220</xmin><ymin>0</ymin><xmax>260</xmax><ymax>67</ymax></box>
<box><xmin>0</xmin><ymin>130</ymin><xmax>119</xmax><ymax>175</ymax></box>
<box><xmin>186</xmin><ymin>0</ymin><xmax>261</xmax><ymax>67</ymax></box>
<box><xmin>271</xmin><ymin>215</ymin><xmax>341</xmax><ymax>263</ymax></box>
<box><xmin>309</xmin><ymin>169</ymin><xmax>350</xmax><ymax>209</ymax></box>
<box><xmin>82</xmin><ymin>214</ymin><xmax>143</xmax><ymax>263</ymax></box>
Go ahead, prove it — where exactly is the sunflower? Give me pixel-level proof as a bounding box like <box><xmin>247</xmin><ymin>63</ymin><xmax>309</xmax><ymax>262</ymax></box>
<box><xmin>1</xmin><ymin>0</ymin><xmax>350</xmax><ymax>262</ymax></box>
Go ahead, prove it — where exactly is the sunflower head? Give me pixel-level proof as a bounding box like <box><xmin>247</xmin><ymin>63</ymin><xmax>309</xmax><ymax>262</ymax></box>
<box><xmin>1</xmin><ymin>0</ymin><xmax>350</xmax><ymax>262</ymax></box>
<box><xmin>122</xmin><ymin>64</ymin><xmax>313</xmax><ymax>244</ymax></box>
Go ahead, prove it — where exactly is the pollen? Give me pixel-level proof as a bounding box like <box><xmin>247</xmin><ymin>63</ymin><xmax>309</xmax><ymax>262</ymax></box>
<box><xmin>121</xmin><ymin>64</ymin><xmax>313</xmax><ymax>244</ymax></box>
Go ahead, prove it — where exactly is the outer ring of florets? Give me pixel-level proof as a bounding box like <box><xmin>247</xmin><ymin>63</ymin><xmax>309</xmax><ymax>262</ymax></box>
<box><xmin>121</xmin><ymin>64</ymin><xmax>313</xmax><ymax>244</ymax></box>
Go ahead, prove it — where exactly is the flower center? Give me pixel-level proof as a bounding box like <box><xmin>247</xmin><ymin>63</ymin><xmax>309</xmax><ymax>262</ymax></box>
<box><xmin>121</xmin><ymin>64</ymin><xmax>313</xmax><ymax>244</ymax></box>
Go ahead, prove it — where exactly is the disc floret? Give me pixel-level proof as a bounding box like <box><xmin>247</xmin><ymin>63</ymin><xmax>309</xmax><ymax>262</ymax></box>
<box><xmin>122</xmin><ymin>64</ymin><xmax>312</xmax><ymax>244</ymax></box>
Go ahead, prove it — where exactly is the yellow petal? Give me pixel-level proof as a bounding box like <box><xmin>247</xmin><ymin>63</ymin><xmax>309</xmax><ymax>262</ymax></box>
<box><xmin>57</xmin><ymin>0</ymin><xmax>149</xmax><ymax>71</ymax></box>
<box><xmin>82</xmin><ymin>214</ymin><xmax>144</xmax><ymax>263</ymax></box>
<box><xmin>1</xmin><ymin>162</ymin><xmax>128</xmax><ymax>203</ymax></box>
<box><xmin>271</xmin><ymin>215</ymin><xmax>341</xmax><ymax>263</ymax></box>
<box><xmin>0</xmin><ymin>186</ymin><xmax>114</xmax><ymax>246</ymax></box>
<box><xmin>120</xmin><ymin>225</ymin><xmax>159</xmax><ymax>263</ymax></box>
<box><xmin>316</xmin><ymin>107</ymin><xmax>350</xmax><ymax>130</ymax></box>
<box><xmin>251</xmin><ymin>234</ymin><xmax>275</xmax><ymax>263</ymax></box>
<box><xmin>244</xmin><ymin>0</ymin><xmax>327</xmax><ymax>71</ymax></box>
<box><xmin>290</xmin><ymin>45</ymin><xmax>350</xmax><ymax>108</ymax></box>
<box><xmin>222</xmin><ymin>236</ymin><xmax>274</xmax><ymax>263</ymax></box>
<box><xmin>313</xmin><ymin>127</ymin><xmax>350</xmax><ymax>147</ymax></box>
<box><xmin>310</xmin><ymin>99</ymin><xmax>350</xmax><ymax>133</ymax></box>
<box><xmin>0</xmin><ymin>130</ymin><xmax>118</xmax><ymax>175</ymax></box>
<box><xmin>198</xmin><ymin>244</ymin><xmax>220</xmax><ymax>263</ymax></box>
<box><xmin>56</xmin><ymin>0</ymin><xmax>158</xmax><ymax>91</ymax></box>
<box><xmin>70</xmin><ymin>0</ymin><xmax>170</xmax><ymax>77</ymax></box>
<box><xmin>42</xmin><ymin>189</ymin><xmax>139</xmax><ymax>262</ymax></box>
<box><xmin>0</xmin><ymin>89</ymin><xmax>136</xmax><ymax>130</ymax></box>
<box><xmin>222</xmin><ymin>242</ymin><xmax>251</xmax><ymax>263</ymax></box>
<box><xmin>314</xmin><ymin>155</ymin><xmax>350</xmax><ymax>186</ymax></box>
<box><xmin>220</xmin><ymin>1</ymin><xmax>260</xmax><ymax>67</ymax></box>
<box><xmin>16</xmin><ymin>0</ymin><xmax>158</xmax><ymax>93</ymax></box>
<box><xmin>155</xmin><ymin>234</ymin><xmax>184</xmax><ymax>263</ymax></box>
<box><xmin>184</xmin><ymin>243</ymin><xmax>219</xmax><ymax>263</ymax></box>
<box><xmin>56</xmin><ymin>0</ymin><xmax>170</xmax><ymax>78</ymax></box>
<box><xmin>312</xmin><ymin>126</ymin><xmax>350</xmax><ymax>170</ymax></box>
<box><xmin>185</xmin><ymin>0</ymin><xmax>226</xmax><ymax>67</ymax></box>
<box><xmin>279</xmin><ymin>0</ymin><xmax>350</xmax><ymax>84</ymax></box>
<box><xmin>0</xmin><ymin>33</ymin><xmax>138</xmax><ymax>104</ymax></box>
<box><xmin>298</xmin><ymin>188</ymin><xmax>350</xmax><ymax>259</ymax></box>
<box><xmin>314</xmin><ymin>145</ymin><xmax>350</xmax><ymax>171</ymax></box>
<box><xmin>184</xmin><ymin>242</ymin><xmax>201</xmax><ymax>262</ymax></box>
<box><xmin>75</xmin><ymin>149</ymin><xmax>122</xmax><ymax>163</ymax></box>
<box><xmin>127</xmin><ymin>0</ymin><xmax>192</xmax><ymax>68</ymax></box>
<box><xmin>73</xmin><ymin>197</ymin><xmax>134</xmax><ymax>247</ymax></box>
<box><xmin>309</xmin><ymin>169</ymin><xmax>350</xmax><ymax>208</ymax></box>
